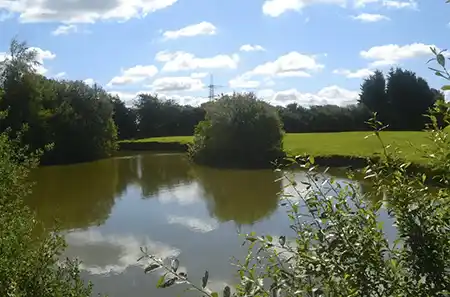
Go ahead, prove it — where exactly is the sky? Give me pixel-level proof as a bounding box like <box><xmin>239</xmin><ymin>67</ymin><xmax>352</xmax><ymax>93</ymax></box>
<box><xmin>0</xmin><ymin>0</ymin><xmax>450</xmax><ymax>107</ymax></box>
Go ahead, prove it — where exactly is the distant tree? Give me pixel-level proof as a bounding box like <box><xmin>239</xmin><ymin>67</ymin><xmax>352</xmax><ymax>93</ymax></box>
<box><xmin>0</xmin><ymin>38</ymin><xmax>118</xmax><ymax>165</ymax></box>
<box><xmin>188</xmin><ymin>92</ymin><xmax>285</xmax><ymax>168</ymax></box>
<box><xmin>111</xmin><ymin>96</ymin><xmax>137</xmax><ymax>140</ymax></box>
<box><xmin>359</xmin><ymin>68</ymin><xmax>436</xmax><ymax>130</ymax></box>
<box><xmin>43</xmin><ymin>80</ymin><xmax>117</xmax><ymax>164</ymax></box>
<box><xmin>135</xmin><ymin>94</ymin><xmax>166</xmax><ymax>137</ymax></box>
<box><xmin>134</xmin><ymin>94</ymin><xmax>204</xmax><ymax>137</ymax></box>
<box><xmin>358</xmin><ymin>70</ymin><xmax>389</xmax><ymax>124</ymax></box>
<box><xmin>386</xmin><ymin>67</ymin><xmax>436</xmax><ymax>130</ymax></box>
<box><xmin>277</xmin><ymin>103</ymin><xmax>371</xmax><ymax>133</ymax></box>
<box><xmin>0</xmin><ymin>39</ymin><xmax>49</xmax><ymax>151</ymax></box>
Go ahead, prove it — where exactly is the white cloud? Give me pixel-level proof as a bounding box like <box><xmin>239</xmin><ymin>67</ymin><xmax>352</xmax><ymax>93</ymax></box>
<box><xmin>155</xmin><ymin>51</ymin><xmax>239</xmax><ymax>72</ymax></box>
<box><xmin>236</xmin><ymin>51</ymin><xmax>324</xmax><ymax>83</ymax></box>
<box><xmin>107</xmin><ymin>65</ymin><xmax>158</xmax><ymax>87</ymax></box>
<box><xmin>0</xmin><ymin>0</ymin><xmax>178</xmax><ymax>23</ymax></box>
<box><xmin>64</xmin><ymin>229</ymin><xmax>180</xmax><ymax>275</ymax></box>
<box><xmin>229</xmin><ymin>77</ymin><xmax>261</xmax><ymax>89</ymax></box>
<box><xmin>249</xmin><ymin>52</ymin><xmax>324</xmax><ymax>76</ymax></box>
<box><xmin>355</xmin><ymin>0</ymin><xmax>418</xmax><ymax>10</ymax></box>
<box><xmin>352</xmin><ymin>13</ymin><xmax>390</xmax><ymax>22</ymax></box>
<box><xmin>0</xmin><ymin>10</ymin><xmax>13</xmax><ymax>21</ymax></box>
<box><xmin>166</xmin><ymin>215</ymin><xmax>218</xmax><ymax>233</ymax></box>
<box><xmin>84</xmin><ymin>78</ymin><xmax>95</xmax><ymax>85</ymax></box>
<box><xmin>360</xmin><ymin>43</ymin><xmax>436</xmax><ymax>67</ymax></box>
<box><xmin>190</xmin><ymin>72</ymin><xmax>209</xmax><ymax>78</ymax></box>
<box><xmin>258</xmin><ymin>85</ymin><xmax>359</xmax><ymax>107</ymax></box>
<box><xmin>382</xmin><ymin>0</ymin><xmax>417</xmax><ymax>9</ymax></box>
<box><xmin>262</xmin><ymin>0</ymin><xmax>346</xmax><ymax>17</ymax></box>
<box><xmin>29</xmin><ymin>47</ymin><xmax>56</xmax><ymax>74</ymax></box>
<box><xmin>229</xmin><ymin>52</ymin><xmax>323</xmax><ymax>90</ymax></box>
<box><xmin>52</xmin><ymin>24</ymin><xmax>78</xmax><ymax>35</ymax></box>
<box><xmin>31</xmin><ymin>47</ymin><xmax>56</xmax><ymax>63</ymax></box>
<box><xmin>354</xmin><ymin>0</ymin><xmax>417</xmax><ymax>9</ymax></box>
<box><xmin>354</xmin><ymin>0</ymin><xmax>379</xmax><ymax>7</ymax></box>
<box><xmin>162</xmin><ymin>21</ymin><xmax>217</xmax><ymax>39</ymax></box>
<box><xmin>149</xmin><ymin>76</ymin><xmax>205</xmax><ymax>92</ymax></box>
<box><xmin>333</xmin><ymin>68</ymin><xmax>374</xmax><ymax>78</ymax></box>
<box><xmin>54</xmin><ymin>71</ymin><xmax>66</xmax><ymax>78</ymax></box>
<box><xmin>239</xmin><ymin>44</ymin><xmax>265</xmax><ymax>52</ymax></box>
<box><xmin>108</xmin><ymin>90</ymin><xmax>142</xmax><ymax>103</ymax></box>
<box><xmin>157</xmin><ymin>94</ymin><xmax>208</xmax><ymax>106</ymax></box>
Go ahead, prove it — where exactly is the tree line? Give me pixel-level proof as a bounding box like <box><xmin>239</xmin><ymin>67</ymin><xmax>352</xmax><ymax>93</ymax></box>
<box><xmin>114</xmin><ymin>68</ymin><xmax>445</xmax><ymax>139</ymax></box>
<box><xmin>0</xmin><ymin>38</ymin><xmax>445</xmax><ymax>165</ymax></box>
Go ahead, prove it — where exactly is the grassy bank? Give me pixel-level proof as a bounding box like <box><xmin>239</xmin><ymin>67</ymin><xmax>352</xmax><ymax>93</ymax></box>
<box><xmin>120</xmin><ymin>131</ymin><xmax>437</xmax><ymax>164</ymax></box>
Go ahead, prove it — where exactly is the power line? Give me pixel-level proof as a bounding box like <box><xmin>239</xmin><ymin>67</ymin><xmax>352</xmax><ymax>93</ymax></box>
<box><xmin>207</xmin><ymin>74</ymin><xmax>225</xmax><ymax>101</ymax></box>
<box><xmin>204</xmin><ymin>74</ymin><xmax>266</xmax><ymax>100</ymax></box>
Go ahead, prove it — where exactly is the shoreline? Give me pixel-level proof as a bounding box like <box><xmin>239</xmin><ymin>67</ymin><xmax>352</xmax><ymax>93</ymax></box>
<box><xmin>118</xmin><ymin>141</ymin><xmax>379</xmax><ymax>169</ymax></box>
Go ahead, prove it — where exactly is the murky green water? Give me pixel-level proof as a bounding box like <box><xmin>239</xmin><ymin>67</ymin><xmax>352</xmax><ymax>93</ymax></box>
<box><xmin>26</xmin><ymin>152</ymin><xmax>395</xmax><ymax>297</ymax></box>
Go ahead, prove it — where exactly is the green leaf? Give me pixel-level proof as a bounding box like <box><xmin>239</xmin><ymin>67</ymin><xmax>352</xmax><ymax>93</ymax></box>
<box><xmin>144</xmin><ymin>263</ymin><xmax>161</xmax><ymax>274</ymax></box>
<box><xmin>211</xmin><ymin>292</ymin><xmax>219</xmax><ymax>297</ymax></box>
<box><xmin>246</xmin><ymin>236</ymin><xmax>257</xmax><ymax>242</ymax></box>
<box><xmin>156</xmin><ymin>275</ymin><xmax>165</xmax><ymax>288</ymax></box>
<box><xmin>437</xmin><ymin>53</ymin><xmax>446</xmax><ymax>68</ymax></box>
<box><xmin>266</xmin><ymin>235</ymin><xmax>273</xmax><ymax>242</ymax></box>
<box><xmin>430</xmin><ymin>46</ymin><xmax>437</xmax><ymax>55</ymax></box>
<box><xmin>442</xmin><ymin>85</ymin><xmax>450</xmax><ymax>91</ymax></box>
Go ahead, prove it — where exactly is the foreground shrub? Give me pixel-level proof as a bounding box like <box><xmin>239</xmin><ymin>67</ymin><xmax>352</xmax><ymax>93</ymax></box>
<box><xmin>188</xmin><ymin>92</ymin><xmax>285</xmax><ymax>168</ymax></box>
<box><xmin>0</xmin><ymin>130</ymin><xmax>93</xmax><ymax>297</ymax></box>
<box><xmin>141</xmin><ymin>108</ymin><xmax>450</xmax><ymax>297</ymax></box>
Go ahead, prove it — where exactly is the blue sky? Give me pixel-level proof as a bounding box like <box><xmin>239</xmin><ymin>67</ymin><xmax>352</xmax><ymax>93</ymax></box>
<box><xmin>1</xmin><ymin>0</ymin><xmax>449</xmax><ymax>106</ymax></box>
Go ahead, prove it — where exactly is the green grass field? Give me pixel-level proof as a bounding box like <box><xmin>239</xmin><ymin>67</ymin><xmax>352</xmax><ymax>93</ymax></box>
<box><xmin>121</xmin><ymin>131</ymin><xmax>441</xmax><ymax>164</ymax></box>
<box><xmin>125</xmin><ymin>136</ymin><xmax>193</xmax><ymax>144</ymax></box>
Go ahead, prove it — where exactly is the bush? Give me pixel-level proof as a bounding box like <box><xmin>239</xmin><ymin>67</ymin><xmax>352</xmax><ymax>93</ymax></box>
<box><xmin>188</xmin><ymin>92</ymin><xmax>285</xmax><ymax>168</ymax></box>
<box><xmin>0</xmin><ymin>129</ymin><xmax>94</xmax><ymax>297</ymax></box>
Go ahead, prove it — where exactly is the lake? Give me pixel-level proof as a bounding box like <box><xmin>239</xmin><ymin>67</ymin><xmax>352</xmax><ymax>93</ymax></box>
<box><xmin>26</xmin><ymin>152</ymin><xmax>395</xmax><ymax>297</ymax></box>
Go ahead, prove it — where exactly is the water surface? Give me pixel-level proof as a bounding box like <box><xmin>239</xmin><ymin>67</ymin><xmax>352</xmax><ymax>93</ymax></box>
<box><xmin>27</xmin><ymin>152</ymin><xmax>393</xmax><ymax>297</ymax></box>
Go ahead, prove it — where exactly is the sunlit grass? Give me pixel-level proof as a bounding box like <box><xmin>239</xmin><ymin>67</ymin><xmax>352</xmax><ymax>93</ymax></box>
<box><xmin>284</xmin><ymin>131</ymin><xmax>431</xmax><ymax>163</ymax></box>
<box><xmin>123</xmin><ymin>136</ymin><xmax>193</xmax><ymax>144</ymax></box>
<box><xmin>122</xmin><ymin>131</ymin><xmax>437</xmax><ymax>163</ymax></box>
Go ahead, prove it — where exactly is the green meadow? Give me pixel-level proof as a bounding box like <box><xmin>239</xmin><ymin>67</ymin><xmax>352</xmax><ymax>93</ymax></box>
<box><xmin>120</xmin><ymin>130</ymin><xmax>443</xmax><ymax>164</ymax></box>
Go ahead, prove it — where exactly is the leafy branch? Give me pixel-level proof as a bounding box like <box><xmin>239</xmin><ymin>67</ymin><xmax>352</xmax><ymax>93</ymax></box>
<box><xmin>138</xmin><ymin>246</ymin><xmax>231</xmax><ymax>297</ymax></box>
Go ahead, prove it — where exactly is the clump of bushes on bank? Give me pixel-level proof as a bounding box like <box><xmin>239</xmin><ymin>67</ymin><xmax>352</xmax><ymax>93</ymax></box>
<box><xmin>188</xmin><ymin>92</ymin><xmax>285</xmax><ymax>168</ymax></box>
